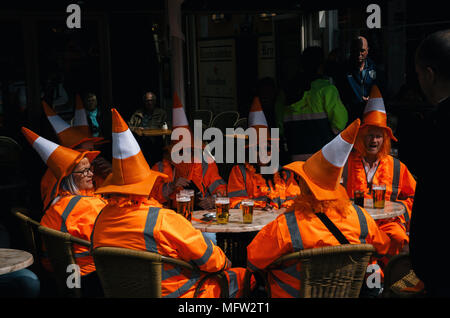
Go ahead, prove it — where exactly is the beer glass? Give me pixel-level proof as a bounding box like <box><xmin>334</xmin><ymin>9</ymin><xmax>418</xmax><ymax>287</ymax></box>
<box><xmin>215</xmin><ymin>197</ymin><xmax>230</xmax><ymax>224</ymax></box>
<box><xmin>372</xmin><ymin>184</ymin><xmax>386</xmax><ymax>209</ymax></box>
<box><xmin>180</xmin><ymin>189</ymin><xmax>195</xmax><ymax>213</ymax></box>
<box><xmin>241</xmin><ymin>199</ymin><xmax>254</xmax><ymax>224</ymax></box>
<box><xmin>354</xmin><ymin>190</ymin><xmax>365</xmax><ymax>207</ymax></box>
<box><xmin>176</xmin><ymin>193</ymin><xmax>192</xmax><ymax>221</ymax></box>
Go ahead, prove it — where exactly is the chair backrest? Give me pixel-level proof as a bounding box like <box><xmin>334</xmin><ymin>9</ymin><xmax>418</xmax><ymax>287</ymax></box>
<box><xmin>191</xmin><ymin>109</ymin><xmax>213</xmax><ymax>128</ymax></box>
<box><xmin>11</xmin><ymin>207</ymin><xmax>42</xmax><ymax>264</ymax></box>
<box><xmin>267</xmin><ymin>244</ymin><xmax>376</xmax><ymax>298</ymax></box>
<box><xmin>93</xmin><ymin>246</ymin><xmax>229</xmax><ymax>298</ymax></box>
<box><xmin>38</xmin><ymin>225</ymin><xmax>91</xmax><ymax>297</ymax></box>
<box><xmin>210</xmin><ymin>111</ymin><xmax>240</xmax><ymax>133</ymax></box>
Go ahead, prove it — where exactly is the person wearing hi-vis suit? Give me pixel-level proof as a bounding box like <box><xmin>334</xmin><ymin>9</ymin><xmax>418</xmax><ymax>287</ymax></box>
<box><xmin>342</xmin><ymin>85</ymin><xmax>416</xmax><ymax>260</ymax></box>
<box><xmin>91</xmin><ymin>108</ymin><xmax>254</xmax><ymax>298</ymax></box>
<box><xmin>246</xmin><ymin>119</ymin><xmax>391</xmax><ymax>298</ymax></box>
<box><xmin>22</xmin><ymin>126</ymin><xmax>107</xmax><ymax>297</ymax></box>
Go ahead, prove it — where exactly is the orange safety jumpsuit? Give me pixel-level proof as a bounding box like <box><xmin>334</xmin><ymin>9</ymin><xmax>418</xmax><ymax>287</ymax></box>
<box><xmin>227</xmin><ymin>163</ymin><xmax>300</xmax><ymax>209</ymax></box>
<box><xmin>91</xmin><ymin>197</ymin><xmax>254</xmax><ymax>298</ymax></box>
<box><xmin>342</xmin><ymin>151</ymin><xmax>416</xmax><ymax>256</ymax></box>
<box><xmin>151</xmin><ymin>157</ymin><xmax>227</xmax><ymax>206</ymax></box>
<box><xmin>247</xmin><ymin>203</ymin><xmax>391</xmax><ymax>298</ymax></box>
<box><xmin>40</xmin><ymin>191</ymin><xmax>107</xmax><ymax>276</ymax></box>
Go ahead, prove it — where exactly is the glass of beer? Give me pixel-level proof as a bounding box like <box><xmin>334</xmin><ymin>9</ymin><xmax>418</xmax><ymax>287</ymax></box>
<box><xmin>180</xmin><ymin>189</ymin><xmax>195</xmax><ymax>213</ymax></box>
<box><xmin>176</xmin><ymin>193</ymin><xmax>192</xmax><ymax>221</ymax></box>
<box><xmin>215</xmin><ymin>197</ymin><xmax>230</xmax><ymax>224</ymax></box>
<box><xmin>354</xmin><ymin>190</ymin><xmax>365</xmax><ymax>207</ymax></box>
<box><xmin>241</xmin><ymin>199</ymin><xmax>254</xmax><ymax>224</ymax></box>
<box><xmin>372</xmin><ymin>184</ymin><xmax>386</xmax><ymax>209</ymax></box>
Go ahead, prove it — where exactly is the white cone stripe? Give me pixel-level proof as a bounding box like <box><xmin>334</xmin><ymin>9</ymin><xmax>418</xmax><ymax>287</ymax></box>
<box><xmin>364</xmin><ymin>97</ymin><xmax>386</xmax><ymax>114</ymax></box>
<box><xmin>173</xmin><ymin>106</ymin><xmax>189</xmax><ymax>127</ymax></box>
<box><xmin>48</xmin><ymin>115</ymin><xmax>70</xmax><ymax>134</ymax></box>
<box><xmin>33</xmin><ymin>136</ymin><xmax>59</xmax><ymax>163</ymax></box>
<box><xmin>112</xmin><ymin>128</ymin><xmax>141</xmax><ymax>159</ymax></box>
<box><xmin>322</xmin><ymin>134</ymin><xmax>353</xmax><ymax>168</ymax></box>
<box><xmin>249</xmin><ymin>110</ymin><xmax>268</xmax><ymax>127</ymax></box>
<box><xmin>73</xmin><ymin>108</ymin><xmax>88</xmax><ymax>127</ymax></box>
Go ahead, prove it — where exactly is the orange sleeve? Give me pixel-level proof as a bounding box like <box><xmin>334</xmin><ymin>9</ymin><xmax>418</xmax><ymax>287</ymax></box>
<box><xmin>203</xmin><ymin>161</ymin><xmax>227</xmax><ymax>196</ymax></box>
<box><xmin>227</xmin><ymin>165</ymin><xmax>250</xmax><ymax>208</ymax></box>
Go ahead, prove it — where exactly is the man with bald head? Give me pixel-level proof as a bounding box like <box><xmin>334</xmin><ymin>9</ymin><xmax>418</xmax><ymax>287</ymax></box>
<box><xmin>336</xmin><ymin>36</ymin><xmax>380</xmax><ymax>123</ymax></box>
<box><xmin>409</xmin><ymin>29</ymin><xmax>450</xmax><ymax>297</ymax></box>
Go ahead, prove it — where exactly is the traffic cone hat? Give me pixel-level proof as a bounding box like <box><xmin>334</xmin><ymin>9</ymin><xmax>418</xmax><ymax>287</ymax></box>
<box><xmin>42</xmin><ymin>99</ymin><xmax>105</xmax><ymax>149</ymax></box>
<box><xmin>171</xmin><ymin>91</ymin><xmax>195</xmax><ymax>149</ymax></box>
<box><xmin>247</xmin><ymin>96</ymin><xmax>278</xmax><ymax>147</ymax></box>
<box><xmin>360</xmin><ymin>85</ymin><xmax>397</xmax><ymax>142</ymax></box>
<box><xmin>283</xmin><ymin>119</ymin><xmax>361</xmax><ymax>201</ymax></box>
<box><xmin>21</xmin><ymin>126</ymin><xmax>99</xmax><ymax>196</ymax></box>
<box><xmin>73</xmin><ymin>94</ymin><xmax>91</xmax><ymax>136</ymax></box>
<box><xmin>95</xmin><ymin>108</ymin><xmax>167</xmax><ymax>196</ymax></box>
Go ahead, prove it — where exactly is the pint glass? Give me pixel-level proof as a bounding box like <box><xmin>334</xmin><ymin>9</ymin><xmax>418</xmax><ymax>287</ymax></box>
<box><xmin>372</xmin><ymin>184</ymin><xmax>386</xmax><ymax>209</ymax></box>
<box><xmin>241</xmin><ymin>199</ymin><xmax>254</xmax><ymax>224</ymax></box>
<box><xmin>176</xmin><ymin>193</ymin><xmax>192</xmax><ymax>221</ymax></box>
<box><xmin>180</xmin><ymin>189</ymin><xmax>195</xmax><ymax>213</ymax></box>
<box><xmin>215</xmin><ymin>197</ymin><xmax>230</xmax><ymax>224</ymax></box>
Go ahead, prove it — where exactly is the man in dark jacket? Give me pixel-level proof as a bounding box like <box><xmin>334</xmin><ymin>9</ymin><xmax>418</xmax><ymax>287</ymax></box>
<box><xmin>410</xmin><ymin>29</ymin><xmax>450</xmax><ymax>297</ymax></box>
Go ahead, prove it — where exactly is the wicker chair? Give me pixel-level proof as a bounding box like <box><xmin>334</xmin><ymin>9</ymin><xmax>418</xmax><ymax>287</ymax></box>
<box><xmin>11</xmin><ymin>207</ymin><xmax>41</xmax><ymax>263</ymax></box>
<box><xmin>38</xmin><ymin>225</ymin><xmax>91</xmax><ymax>297</ymax></box>
<box><xmin>244</xmin><ymin>244</ymin><xmax>376</xmax><ymax>298</ymax></box>
<box><xmin>382</xmin><ymin>253</ymin><xmax>425</xmax><ymax>298</ymax></box>
<box><xmin>92</xmin><ymin>246</ymin><xmax>230</xmax><ymax>298</ymax></box>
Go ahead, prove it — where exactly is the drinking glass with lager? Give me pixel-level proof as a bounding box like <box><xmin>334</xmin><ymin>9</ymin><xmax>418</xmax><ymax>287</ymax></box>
<box><xmin>372</xmin><ymin>184</ymin><xmax>386</xmax><ymax>209</ymax></box>
<box><xmin>180</xmin><ymin>189</ymin><xmax>195</xmax><ymax>212</ymax></box>
<box><xmin>176</xmin><ymin>193</ymin><xmax>192</xmax><ymax>221</ymax></box>
<box><xmin>215</xmin><ymin>197</ymin><xmax>230</xmax><ymax>224</ymax></box>
<box><xmin>241</xmin><ymin>199</ymin><xmax>254</xmax><ymax>224</ymax></box>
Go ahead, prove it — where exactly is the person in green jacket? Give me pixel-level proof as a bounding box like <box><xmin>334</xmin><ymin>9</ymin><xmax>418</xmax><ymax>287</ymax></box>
<box><xmin>283</xmin><ymin>46</ymin><xmax>348</xmax><ymax>161</ymax></box>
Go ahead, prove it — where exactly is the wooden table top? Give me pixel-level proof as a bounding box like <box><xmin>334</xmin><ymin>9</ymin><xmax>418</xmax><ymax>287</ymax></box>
<box><xmin>130</xmin><ymin>127</ymin><xmax>172</xmax><ymax>137</ymax></box>
<box><xmin>357</xmin><ymin>199</ymin><xmax>406</xmax><ymax>220</ymax></box>
<box><xmin>192</xmin><ymin>209</ymin><xmax>282</xmax><ymax>233</ymax></box>
<box><xmin>0</xmin><ymin>248</ymin><xmax>34</xmax><ymax>275</ymax></box>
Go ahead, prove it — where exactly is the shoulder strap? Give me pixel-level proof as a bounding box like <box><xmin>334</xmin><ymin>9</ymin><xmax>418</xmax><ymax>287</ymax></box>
<box><xmin>315</xmin><ymin>212</ymin><xmax>350</xmax><ymax>245</ymax></box>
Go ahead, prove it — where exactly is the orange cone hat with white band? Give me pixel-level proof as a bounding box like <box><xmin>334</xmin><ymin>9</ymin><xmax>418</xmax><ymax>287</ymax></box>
<box><xmin>21</xmin><ymin>126</ymin><xmax>99</xmax><ymax>195</ymax></box>
<box><xmin>361</xmin><ymin>85</ymin><xmax>397</xmax><ymax>142</ymax></box>
<box><xmin>42</xmin><ymin>100</ymin><xmax>104</xmax><ymax>149</ymax></box>
<box><xmin>283</xmin><ymin>119</ymin><xmax>361</xmax><ymax>201</ymax></box>
<box><xmin>72</xmin><ymin>94</ymin><xmax>91</xmax><ymax>136</ymax></box>
<box><xmin>95</xmin><ymin>108</ymin><xmax>167</xmax><ymax>196</ymax></box>
<box><xmin>248</xmin><ymin>96</ymin><xmax>268</xmax><ymax>130</ymax></box>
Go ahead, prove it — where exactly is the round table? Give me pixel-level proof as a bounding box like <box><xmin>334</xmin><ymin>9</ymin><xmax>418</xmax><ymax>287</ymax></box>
<box><xmin>355</xmin><ymin>199</ymin><xmax>406</xmax><ymax>220</ymax></box>
<box><xmin>191</xmin><ymin>209</ymin><xmax>281</xmax><ymax>232</ymax></box>
<box><xmin>192</xmin><ymin>209</ymin><xmax>282</xmax><ymax>267</ymax></box>
<box><xmin>0</xmin><ymin>248</ymin><xmax>34</xmax><ymax>275</ymax></box>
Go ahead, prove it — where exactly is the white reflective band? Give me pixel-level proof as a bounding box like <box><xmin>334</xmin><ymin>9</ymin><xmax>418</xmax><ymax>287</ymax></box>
<box><xmin>33</xmin><ymin>136</ymin><xmax>59</xmax><ymax>163</ymax></box>
<box><xmin>112</xmin><ymin>128</ymin><xmax>141</xmax><ymax>159</ymax></box>
<box><xmin>321</xmin><ymin>134</ymin><xmax>353</xmax><ymax>167</ymax></box>
<box><xmin>249</xmin><ymin>110</ymin><xmax>268</xmax><ymax>127</ymax></box>
<box><xmin>364</xmin><ymin>97</ymin><xmax>386</xmax><ymax>114</ymax></box>
<box><xmin>73</xmin><ymin>108</ymin><xmax>88</xmax><ymax>126</ymax></box>
<box><xmin>173</xmin><ymin>107</ymin><xmax>189</xmax><ymax>127</ymax></box>
<box><xmin>48</xmin><ymin>115</ymin><xmax>70</xmax><ymax>134</ymax></box>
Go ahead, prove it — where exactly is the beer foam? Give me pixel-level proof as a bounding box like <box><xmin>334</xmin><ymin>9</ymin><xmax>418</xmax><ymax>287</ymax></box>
<box><xmin>215</xmin><ymin>198</ymin><xmax>230</xmax><ymax>204</ymax></box>
<box><xmin>242</xmin><ymin>201</ymin><xmax>254</xmax><ymax>206</ymax></box>
<box><xmin>176</xmin><ymin>196</ymin><xmax>191</xmax><ymax>202</ymax></box>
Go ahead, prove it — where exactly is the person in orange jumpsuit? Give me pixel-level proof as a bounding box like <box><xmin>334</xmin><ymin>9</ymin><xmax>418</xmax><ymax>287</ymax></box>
<box><xmin>342</xmin><ymin>85</ymin><xmax>416</xmax><ymax>259</ymax></box>
<box><xmin>22</xmin><ymin>127</ymin><xmax>107</xmax><ymax>297</ymax></box>
<box><xmin>151</xmin><ymin>93</ymin><xmax>226</xmax><ymax>210</ymax></box>
<box><xmin>227</xmin><ymin>97</ymin><xmax>300</xmax><ymax>210</ymax></box>
<box><xmin>91</xmin><ymin>108</ymin><xmax>254</xmax><ymax>298</ymax></box>
<box><xmin>40</xmin><ymin>96</ymin><xmax>111</xmax><ymax>211</ymax></box>
<box><xmin>247</xmin><ymin>119</ymin><xmax>391</xmax><ymax>298</ymax></box>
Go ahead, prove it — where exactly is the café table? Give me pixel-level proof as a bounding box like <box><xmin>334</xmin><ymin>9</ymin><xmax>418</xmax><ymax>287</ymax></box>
<box><xmin>0</xmin><ymin>248</ymin><xmax>34</xmax><ymax>275</ymax></box>
<box><xmin>191</xmin><ymin>209</ymin><xmax>282</xmax><ymax>267</ymax></box>
<box><xmin>354</xmin><ymin>199</ymin><xmax>406</xmax><ymax>220</ymax></box>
